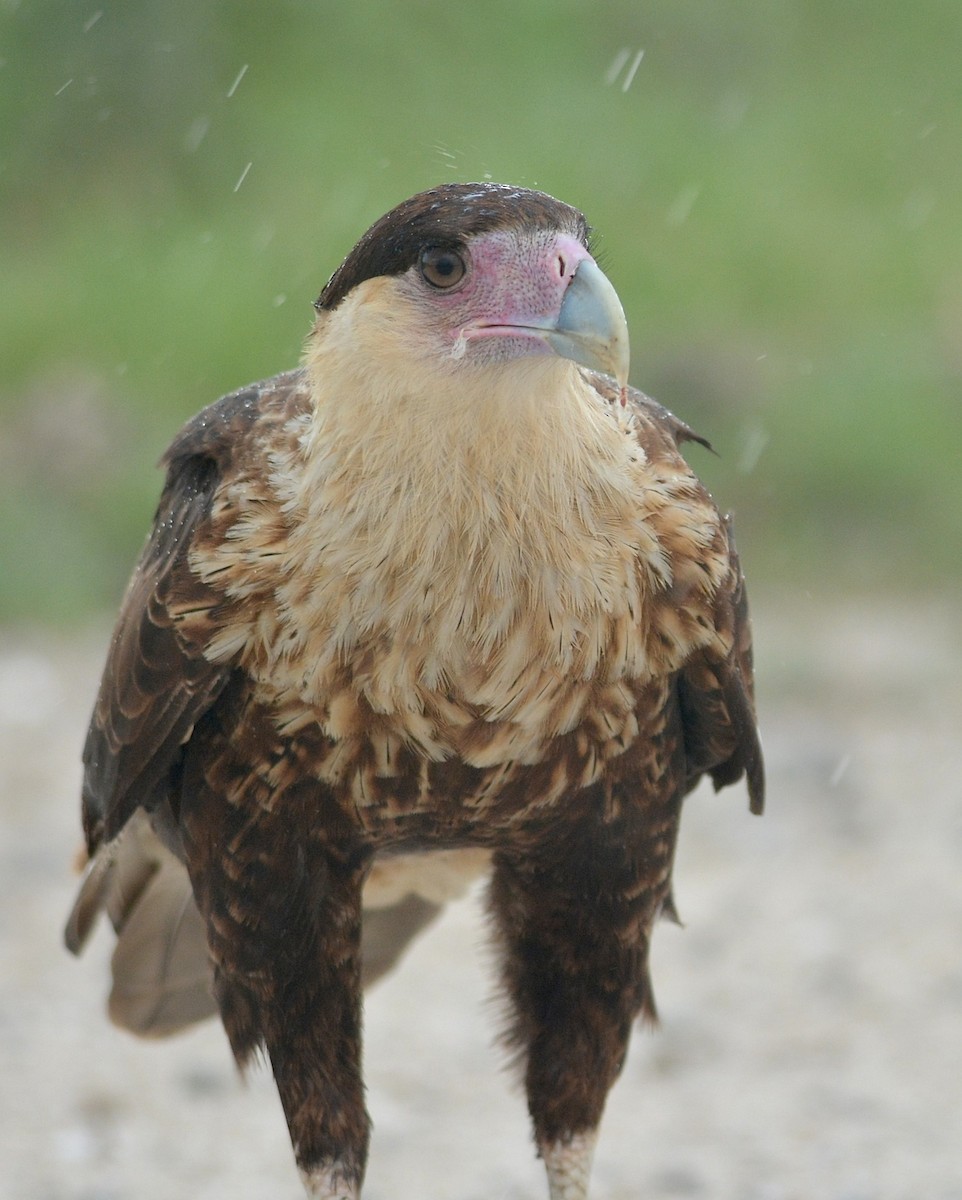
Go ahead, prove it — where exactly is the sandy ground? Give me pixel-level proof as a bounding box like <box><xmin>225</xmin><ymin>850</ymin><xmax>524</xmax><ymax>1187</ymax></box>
<box><xmin>1</xmin><ymin>595</ymin><xmax>961</xmax><ymax>1200</ymax></box>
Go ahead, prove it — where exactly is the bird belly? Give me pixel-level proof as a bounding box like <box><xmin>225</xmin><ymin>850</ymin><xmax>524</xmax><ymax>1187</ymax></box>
<box><xmin>254</xmin><ymin>664</ymin><xmax>668</xmax><ymax>851</ymax></box>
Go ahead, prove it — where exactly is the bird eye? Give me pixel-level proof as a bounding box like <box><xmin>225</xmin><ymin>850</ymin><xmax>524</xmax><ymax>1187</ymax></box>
<box><xmin>419</xmin><ymin>246</ymin><xmax>466</xmax><ymax>289</ymax></box>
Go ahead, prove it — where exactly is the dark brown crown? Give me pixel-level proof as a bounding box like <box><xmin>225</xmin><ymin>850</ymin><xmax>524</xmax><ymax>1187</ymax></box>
<box><xmin>316</xmin><ymin>182</ymin><xmax>590</xmax><ymax>311</ymax></box>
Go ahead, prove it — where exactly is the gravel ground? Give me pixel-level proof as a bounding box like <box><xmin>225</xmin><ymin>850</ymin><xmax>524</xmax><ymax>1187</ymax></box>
<box><xmin>1</xmin><ymin>595</ymin><xmax>961</xmax><ymax>1200</ymax></box>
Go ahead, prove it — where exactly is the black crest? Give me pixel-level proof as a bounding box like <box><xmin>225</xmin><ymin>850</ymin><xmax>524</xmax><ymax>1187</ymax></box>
<box><xmin>316</xmin><ymin>182</ymin><xmax>590</xmax><ymax>312</ymax></box>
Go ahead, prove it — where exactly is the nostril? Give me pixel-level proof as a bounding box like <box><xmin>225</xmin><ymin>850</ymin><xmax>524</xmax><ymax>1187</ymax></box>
<box><xmin>557</xmin><ymin>254</ymin><xmax>567</xmax><ymax>278</ymax></box>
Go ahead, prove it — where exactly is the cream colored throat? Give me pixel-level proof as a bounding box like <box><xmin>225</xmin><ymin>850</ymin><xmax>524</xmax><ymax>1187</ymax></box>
<box><xmin>297</xmin><ymin>359</ymin><xmax>638</xmax><ymax>624</ymax></box>
<box><xmin>262</xmin><ymin>352</ymin><xmax>663</xmax><ymax>758</ymax></box>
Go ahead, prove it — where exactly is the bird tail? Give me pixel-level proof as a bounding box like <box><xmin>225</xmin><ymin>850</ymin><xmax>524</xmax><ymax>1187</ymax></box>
<box><xmin>64</xmin><ymin>811</ymin><xmax>218</xmax><ymax>1038</ymax></box>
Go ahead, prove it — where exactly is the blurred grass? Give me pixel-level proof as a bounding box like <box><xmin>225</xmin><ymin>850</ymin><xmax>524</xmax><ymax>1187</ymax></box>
<box><xmin>1</xmin><ymin>0</ymin><xmax>960</xmax><ymax>622</ymax></box>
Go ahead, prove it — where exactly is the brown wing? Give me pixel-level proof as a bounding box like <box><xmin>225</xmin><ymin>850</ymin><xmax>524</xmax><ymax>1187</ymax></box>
<box><xmin>676</xmin><ymin>525</ymin><xmax>764</xmax><ymax>814</ymax></box>
<box><xmin>593</xmin><ymin>374</ymin><xmax>764</xmax><ymax>815</ymax></box>
<box><xmin>79</xmin><ymin>368</ymin><xmax>311</xmax><ymax>854</ymax></box>
<box><xmin>67</xmin><ymin>369</ymin><xmax>311</xmax><ymax>982</ymax></box>
<box><xmin>79</xmin><ymin>453</ymin><xmax>227</xmax><ymax>853</ymax></box>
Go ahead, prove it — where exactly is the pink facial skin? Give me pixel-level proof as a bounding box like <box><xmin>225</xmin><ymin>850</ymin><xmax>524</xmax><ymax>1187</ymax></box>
<box><xmin>392</xmin><ymin>224</ymin><xmax>630</xmax><ymax>385</ymax></box>
<box><xmin>457</xmin><ymin>230</ymin><xmax>595</xmax><ymax>345</ymax></box>
<box><xmin>403</xmin><ymin>229</ymin><xmax>596</xmax><ymax>367</ymax></box>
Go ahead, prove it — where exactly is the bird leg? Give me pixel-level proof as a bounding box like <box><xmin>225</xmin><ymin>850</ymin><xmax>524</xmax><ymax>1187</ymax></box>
<box><xmin>490</xmin><ymin>785</ymin><xmax>680</xmax><ymax>1200</ymax></box>
<box><xmin>178</xmin><ymin>717</ymin><xmax>372</xmax><ymax>1196</ymax></box>
<box><xmin>200</xmin><ymin>829</ymin><xmax>370</xmax><ymax>1194</ymax></box>
<box><xmin>299</xmin><ymin>1164</ymin><xmax>361</xmax><ymax>1200</ymax></box>
<box><xmin>542</xmin><ymin>1130</ymin><xmax>598</xmax><ymax>1200</ymax></box>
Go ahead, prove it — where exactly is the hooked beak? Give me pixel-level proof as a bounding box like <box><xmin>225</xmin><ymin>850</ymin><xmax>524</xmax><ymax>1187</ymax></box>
<box><xmin>542</xmin><ymin>257</ymin><xmax>630</xmax><ymax>388</ymax></box>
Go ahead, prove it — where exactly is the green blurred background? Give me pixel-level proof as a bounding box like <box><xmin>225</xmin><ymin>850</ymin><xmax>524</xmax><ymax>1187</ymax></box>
<box><xmin>2</xmin><ymin>0</ymin><xmax>960</xmax><ymax>623</ymax></box>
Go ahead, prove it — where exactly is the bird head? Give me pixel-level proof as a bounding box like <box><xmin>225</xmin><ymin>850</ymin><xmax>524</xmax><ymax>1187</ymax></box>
<box><xmin>310</xmin><ymin>183</ymin><xmax>630</xmax><ymax>390</ymax></box>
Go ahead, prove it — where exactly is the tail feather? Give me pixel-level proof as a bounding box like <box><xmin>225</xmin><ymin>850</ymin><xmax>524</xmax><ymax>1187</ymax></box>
<box><xmin>106</xmin><ymin>851</ymin><xmax>216</xmax><ymax>1037</ymax></box>
<box><xmin>64</xmin><ymin>845</ymin><xmax>114</xmax><ymax>956</ymax></box>
<box><xmin>65</xmin><ymin>811</ymin><xmax>217</xmax><ymax>1037</ymax></box>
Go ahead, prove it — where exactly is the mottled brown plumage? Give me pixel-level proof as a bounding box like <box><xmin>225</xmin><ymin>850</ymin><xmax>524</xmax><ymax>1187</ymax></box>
<box><xmin>66</xmin><ymin>183</ymin><xmax>763</xmax><ymax>1200</ymax></box>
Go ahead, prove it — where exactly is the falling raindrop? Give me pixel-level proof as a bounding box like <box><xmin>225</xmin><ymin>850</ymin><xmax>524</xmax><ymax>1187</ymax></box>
<box><xmin>605</xmin><ymin>48</ymin><xmax>645</xmax><ymax>92</ymax></box>
<box><xmin>605</xmin><ymin>48</ymin><xmax>630</xmax><ymax>86</ymax></box>
<box><xmin>433</xmin><ymin>143</ymin><xmax>460</xmax><ymax>173</ymax></box>
<box><xmin>227</xmin><ymin>63</ymin><xmax>249</xmax><ymax>99</ymax></box>
<box><xmin>829</xmin><ymin>754</ymin><xmax>851</xmax><ymax>788</ymax></box>
<box><xmin>666</xmin><ymin>184</ymin><xmax>701</xmax><ymax>227</ymax></box>
<box><xmin>738</xmin><ymin>427</ymin><xmax>769</xmax><ymax>475</ymax></box>
<box><xmin>185</xmin><ymin>116</ymin><xmax>210</xmax><ymax>154</ymax></box>
<box><xmin>621</xmin><ymin>49</ymin><xmax>645</xmax><ymax>93</ymax></box>
<box><xmin>234</xmin><ymin>162</ymin><xmax>253</xmax><ymax>193</ymax></box>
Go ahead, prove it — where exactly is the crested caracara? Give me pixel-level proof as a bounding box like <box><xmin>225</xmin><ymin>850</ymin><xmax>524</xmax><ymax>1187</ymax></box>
<box><xmin>66</xmin><ymin>182</ymin><xmax>764</xmax><ymax>1200</ymax></box>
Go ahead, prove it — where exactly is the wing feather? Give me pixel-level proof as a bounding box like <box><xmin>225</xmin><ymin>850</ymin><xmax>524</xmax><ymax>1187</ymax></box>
<box><xmin>78</xmin><ymin>369</ymin><xmax>311</xmax><ymax>854</ymax></box>
<box><xmin>591</xmin><ymin>374</ymin><xmax>764</xmax><ymax>814</ymax></box>
<box><xmin>677</xmin><ymin>531</ymin><xmax>764</xmax><ymax>813</ymax></box>
<box><xmin>80</xmin><ymin>451</ymin><xmax>231</xmax><ymax>850</ymax></box>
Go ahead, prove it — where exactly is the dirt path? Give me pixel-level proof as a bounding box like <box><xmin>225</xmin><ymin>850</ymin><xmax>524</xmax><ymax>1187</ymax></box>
<box><xmin>2</xmin><ymin>596</ymin><xmax>960</xmax><ymax>1199</ymax></box>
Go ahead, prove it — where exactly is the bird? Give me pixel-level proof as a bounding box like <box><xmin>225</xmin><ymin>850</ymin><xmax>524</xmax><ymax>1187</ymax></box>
<box><xmin>65</xmin><ymin>181</ymin><xmax>764</xmax><ymax>1200</ymax></box>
